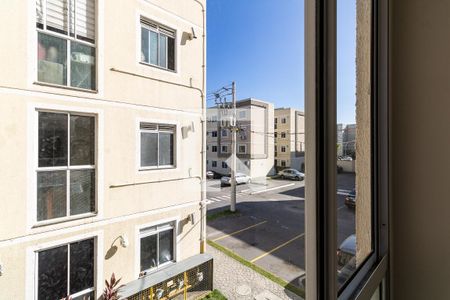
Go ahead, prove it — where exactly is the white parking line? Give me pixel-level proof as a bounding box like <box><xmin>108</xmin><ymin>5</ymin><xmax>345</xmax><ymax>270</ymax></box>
<box><xmin>250</xmin><ymin>183</ymin><xmax>296</xmax><ymax>195</ymax></box>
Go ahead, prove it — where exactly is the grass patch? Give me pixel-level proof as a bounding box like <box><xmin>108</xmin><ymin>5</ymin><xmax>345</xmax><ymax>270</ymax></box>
<box><xmin>207</xmin><ymin>209</ymin><xmax>240</xmax><ymax>222</ymax></box>
<box><xmin>207</xmin><ymin>240</ymin><xmax>305</xmax><ymax>298</ymax></box>
<box><xmin>201</xmin><ymin>289</ymin><xmax>227</xmax><ymax>300</ymax></box>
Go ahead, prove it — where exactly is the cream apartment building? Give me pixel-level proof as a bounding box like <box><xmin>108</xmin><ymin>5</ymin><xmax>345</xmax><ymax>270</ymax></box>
<box><xmin>0</xmin><ymin>0</ymin><xmax>209</xmax><ymax>299</ymax></box>
<box><xmin>206</xmin><ymin>98</ymin><xmax>275</xmax><ymax>181</ymax></box>
<box><xmin>274</xmin><ymin>108</ymin><xmax>305</xmax><ymax>171</ymax></box>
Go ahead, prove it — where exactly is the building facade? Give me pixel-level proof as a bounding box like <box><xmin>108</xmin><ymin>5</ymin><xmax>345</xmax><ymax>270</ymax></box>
<box><xmin>0</xmin><ymin>0</ymin><xmax>208</xmax><ymax>299</ymax></box>
<box><xmin>343</xmin><ymin>123</ymin><xmax>357</xmax><ymax>157</ymax></box>
<box><xmin>206</xmin><ymin>98</ymin><xmax>275</xmax><ymax>181</ymax></box>
<box><xmin>274</xmin><ymin>108</ymin><xmax>305</xmax><ymax>171</ymax></box>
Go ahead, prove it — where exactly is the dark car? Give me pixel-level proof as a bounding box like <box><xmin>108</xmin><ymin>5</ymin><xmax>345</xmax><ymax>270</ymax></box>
<box><xmin>345</xmin><ymin>188</ymin><xmax>356</xmax><ymax>208</ymax></box>
<box><xmin>337</xmin><ymin>234</ymin><xmax>356</xmax><ymax>286</ymax></box>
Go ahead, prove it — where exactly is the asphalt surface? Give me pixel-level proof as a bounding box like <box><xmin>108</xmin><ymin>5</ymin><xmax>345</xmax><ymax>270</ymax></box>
<box><xmin>206</xmin><ymin>173</ymin><xmax>356</xmax><ymax>289</ymax></box>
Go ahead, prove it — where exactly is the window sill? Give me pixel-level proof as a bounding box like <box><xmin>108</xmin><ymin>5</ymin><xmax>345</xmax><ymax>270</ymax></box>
<box><xmin>139</xmin><ymin>165</ymin><xmax>177</xmax><ymax>171</ymax></box>
<box><xmin>34</xmin><ymin>81</ymin><xmax>98</xmax><ymax>94</ymax></box>
<box><xmin>139</xmin><ymin>61</ymin><xmax>177</xmax><ymax>74</ymax></box>
<box><xmin>140</xmin><ymin>260</ymin><xmax>176</xmax><ymax>277</ymax></box>
<box><xmin>32</xmin><ymin>212</ymin><xmax>98</xmax><ymax>229</ymax></box>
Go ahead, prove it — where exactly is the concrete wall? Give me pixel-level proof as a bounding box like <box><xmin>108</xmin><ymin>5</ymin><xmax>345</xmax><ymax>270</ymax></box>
<box><xmin>391</xmin><ymin>1</ymin><xmax>450</xmax><ymax>298</ymax></box>
<box><xmin>0</xmin><ymin>0</ymin><xmax>205</xmax><ymax>297</ymax></box>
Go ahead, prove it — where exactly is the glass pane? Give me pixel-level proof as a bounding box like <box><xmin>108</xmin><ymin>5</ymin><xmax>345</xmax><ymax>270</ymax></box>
<box><xmin>70</xmin><ymin>169</ymin><xmax>95</xmax><ymax>215</ymax></box>
<box><xmin>70</xmin><ymin>239</ymin><xmax>94</xmax><ymax>295</ymax></box>
<box><xmin>141</xmin><ymin>28</ymin><xmax>149</xmax><ymax>63</ymax></box>
<box><xmin>38</xmin><ymin>33</ymin><xmax>67</xmax><ymax>85</ymax></box>
<box><xmin>37</xmin><ymin>170</ymin><xmax>67</xmax><ymax>221</ymax></box>
<box><xmin>38</xmin><ymin>245</ymin><xmax>68</xmax><ymax>300</ymax></box>
<box><xmin>150</xmin><ymin>31</ymin><xmax>158</xmax><ymax>65</ymax></box>
<box><xmin>70</xmin><ymin>42</ymin><xmax>96</xmax><ymax>90</ymax></box>
<box><xmin>141</xmin><ymin>132</ymin><xmax>158</xmax><ymax>167</ymax></box>
<box><xmin>337</xmin><ymin>0</ymin><xmax>373</xmax><ymax>289</ymax></box>
<box><xmin>70</xmin><ymin>115</ymin><xmax>95</xmax><ymax>166</ymax></box>
<box><xmin>168</xmin><ymin>36</ymin><xmax>175</xmax><ymax>70</ymax></box>
<box><xmin>140</xmin><ymin>234</ymin><xmax>157</xmax><ymax>271</ymax></box>
<box><xmin>159</xmin><ymin>229</ymin><xmax>174</xmax><ymax>265</ymax></box>
<box><xmin>158</xmin><ymin>132</ymin><xmax>174</xmax><ymax>166</ymax></box>
<box><xmin>39</xmin><ymin>112</ymin><xmax>68</xmax><ymax>167</ymax></box>
<box><xmin>159</xmin><ymin>34</ymin><xmax>167</xmax><ymax>68</ymax></box>
<box><xmin>45</xmin><ymin>0</ymin><xmax>69</xmax><ymax>34</ymax></box>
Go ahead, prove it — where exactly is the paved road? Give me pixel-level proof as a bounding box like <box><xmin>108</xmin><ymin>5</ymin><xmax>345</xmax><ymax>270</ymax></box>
<box><xmin>206</xmin><ymin>173</ymin><xmax>356</xmax><ymax>290</ymax></box>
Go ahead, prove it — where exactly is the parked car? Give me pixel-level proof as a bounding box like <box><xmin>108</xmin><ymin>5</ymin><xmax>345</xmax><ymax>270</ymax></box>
<box><xmin>337</xmin><ymin>234</ymin><xmax>356</xmax><ymax>286</ymax></box>
<box><xmin>278</xmin><ymin>169</ymin><xmax>305</xmax><ymax>181</ymax></box>
<box><xmin>206</xmin><ymin>170</ymin><xmax>215</xmax><ymax>179</ymax></box>
<box><xmin>220</xmin><ymin>173</ymin><xmax>251</xmax><ymax>186</ymax></box>
<box><xmin>345</xmin><ymin>188</ymin><xmax>356</xmax><ymax>208</ymax></box>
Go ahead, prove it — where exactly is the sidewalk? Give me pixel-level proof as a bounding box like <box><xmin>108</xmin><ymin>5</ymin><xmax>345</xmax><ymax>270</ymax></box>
<box><xmin>207</xmin><ymin>245</ymin><xmax>304</xmax><ymax>300</ymax></box>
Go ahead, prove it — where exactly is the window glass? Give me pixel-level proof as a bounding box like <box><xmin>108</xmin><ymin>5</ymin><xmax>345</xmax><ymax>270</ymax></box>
<box><xmin>36</xmin><ymin>1</ymin><xmax>96</xmax><ymax>90</ymax></box>
<box><xmin>37</xmin><ymin>170</ymin><xmax>67</xmax><ymax>221</ymax></box>
<box><xmin>38</xmin><ymin>245</ymin><xmax>68</xmax><ymax>300</ymax></box>
<box><xmin>167</xmin><ymin>36</ymin><xmax>175</xmax><ymax>70</ymax></box>
<box><xmin>159</xmin><ymin>132</ymin><xmax>174</xmax><ymax>166</ymax></box>
<box><xmin>70</xmin><ymin>115</ymin><xmax>95</xmax><ymax>166</ymax></box>
<box><xmin>140</xmin><ymin>234</ymin><xmax>157</xmax><ymax>271</ymax></box>
<box><xmin>70</xmin><ymin>169</ymin><xmax>95</xmax><ymax>215</ymax></box>
<box><xmin>159</xmin><ymin>229</ymin><xmax>174</xmax><ymax>264</ymax></box>
<box><xmin>150</xmin><ymin>31</ymin><xmax>158</xmax><ymax>65</ymax></box>
<box><xmin>70</xmin><ymin>42</ymin><xmax>96</xmax><ymax>90</ymax></box>
<box><xmin>38</xmin><ymin>33</ymin><xmax>67</xmax><ymax>86</ymax></box>
<box><xmin>39</xmin><ymin>112</ymin><xmax>68</xmax><ymax>167</ymax></box>
<box><xmin>336</xmin><ymin>0</ymin><xmax>373</xmax><ymax>289</ymax></box>
<box><xmin>141</xmin><ymin>28</ymin><xmax>149</xmax><ymax>63</ymax></box>
<box><xmin>69</xmin><ymin>239</ymin><xmax>94</xmax><ymax>294</ymax></box>
<box><xmin>141</xmin><ymin>132</ymin><xmax>158</xmax><ymax>167</ymax></box>
<box><xmin>159</xmin><ymin>35</ymin><xmax>167</xmax><ymax>68</ymax></box>
<box><xmin>37</xmin><ymin>111</ymin><xmax>96</xmax><ymax>222</ymax></box>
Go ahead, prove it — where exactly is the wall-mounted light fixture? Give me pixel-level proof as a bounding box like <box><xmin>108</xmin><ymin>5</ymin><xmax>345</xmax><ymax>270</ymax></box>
<box><xmin>189</xmin><ymin>27</ymin><xmax>197</xmax><ymax>40</ymax></box>
<box><xmin>188</xmin><ymin>213</ymin><xmax>195</xmax><ymax>225</ymax></box>
<box><xmin>119</xmin><ymin>235</ymin><xmax>129</xmax><ymax>248</ymax></box>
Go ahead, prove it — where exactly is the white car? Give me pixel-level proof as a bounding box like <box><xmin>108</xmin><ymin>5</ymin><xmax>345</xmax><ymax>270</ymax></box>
<box><xmin>278</xmin><ymin>168</ymin><xmax>305</xmax><ymax>181</ymax></box>
<box><xmin>220</xmin><ymin>173</ymin><xmax>251</xmax><ymax>186</ymax></box>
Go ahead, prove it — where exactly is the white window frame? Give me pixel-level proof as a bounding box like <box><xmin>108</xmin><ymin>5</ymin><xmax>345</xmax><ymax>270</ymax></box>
<box><xmin>222</xmin><ymin>161</ymin><xmax>227</xmax><ymax>169</ymax></box>
<box><xmin>281</xmin><ymin>132</ymin><xmax>287</xmax><ymax>138</ymax></box>
<box><xmin>35</xmin><ymin>0</ymin><xmax>97</xmax><ymax>91</ymax></box>
<box><xmin>26</xmin><ymin>231</ymin><xmax>103</xmax><ymax>300</ymax></box>
<box><xmin>28</xmin><ymin>103</ymin><xmax>104</xmax><ymax>230</ymax></box>
<box><xmin>211</xmin><ymin>145</ymin><xmax>218</xmax><ymax>153</ymax></box>
<box><xmin>140</xmin><ymin>17</ymin><xmax>177</xmax><ymax>72</ymax></box>
<box><xmin>138</xmin><ymin>121</ymin><xmax>177</xmax><ymax>171</ymax></box>
<box><xmin>281</xmin><ymin>160</ymin><xmax>286</xmax><ymax>167</ymax></box>
<box><xmin>212</xmin><ymin>161</ymin><xmax>217</xmax><ymax>168</ymax></box>
<box><xmin>221</xmin><ymin>145</ymin><xmax>229</xmax><ymax>153</ymax></box>
<box><xmin>238</xmin><ymin>144</ymin><xmax>247</xmax><ymax>154</ymax></box>
<box><xmin>281</xmin><ymin>117</ymin><xmax>287</xmax><ymax>124</ymax></box>
<box><xmin>212</xmin><ymin>131</ymin><xmax>218</xmax><ymax>137</ymax></box>
<box><xmin>135</xmin><ymin>218</ymin><xmax>179</xmax><ymax>276</ymax></box>
<box><xmin>281</xmin><ymin>146</ymin><xmax>287</xmax><ymax>153</ymax></box>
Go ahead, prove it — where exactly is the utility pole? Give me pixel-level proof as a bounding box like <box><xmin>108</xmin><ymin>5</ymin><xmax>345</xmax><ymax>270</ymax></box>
<box><xmin>230</xmin><ymin>81</ymin><xmax>237</xmax><ymax>212</ymax></box>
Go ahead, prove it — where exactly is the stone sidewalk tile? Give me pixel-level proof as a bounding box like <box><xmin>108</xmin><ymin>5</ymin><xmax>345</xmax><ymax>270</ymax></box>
<box><xmin>207</xmin><ymin>245</ymin><xmax>304</xmax><ymax>300</ymax></box>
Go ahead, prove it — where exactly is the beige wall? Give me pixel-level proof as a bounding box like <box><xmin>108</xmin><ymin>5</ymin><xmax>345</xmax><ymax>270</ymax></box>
<box><xmin>355</xmin><ymin>0</ymin><xmax>372</xmax><ymax>265</ymax></box>
<box><xmin>0</xmin><ymin>0</ymin><xmax>205</xmax><ymax>297</ymax></box>
<box><xmin>391</xmin><ymin>1</ymin><xmax>450</xmax><ymax>298</ymax></box>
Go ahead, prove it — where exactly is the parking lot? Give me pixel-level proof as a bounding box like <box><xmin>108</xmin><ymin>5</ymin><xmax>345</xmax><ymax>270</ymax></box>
<box><xmin>206</xmin><ymin>173</ymin><xmax>356</xmax><ymax>289</ymax></box>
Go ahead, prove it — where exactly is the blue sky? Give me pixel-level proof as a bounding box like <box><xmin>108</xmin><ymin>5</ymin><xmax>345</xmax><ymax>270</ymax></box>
<box><xmin>206</xmin><ymin>0</ymin><xmax>357</xmax><ymax>125</ymax></box>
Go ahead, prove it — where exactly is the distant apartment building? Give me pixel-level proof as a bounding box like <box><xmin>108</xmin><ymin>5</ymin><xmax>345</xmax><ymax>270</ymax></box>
<box><xmin>337</xmin><ymin>123</ymin><xmax>344</xmax><ymax>157</ymax></box>
<box><xmin>274</xmin><ymin>108</ymin><xmax>305</xmax><ymax>171</ymax></box>
<box><xmin>207</xmin><ymin>98</ymin><xmax>275</xmax><ymax>180</ymax></box>
<box><xmin>343</xmin><ymin>124</ymin><xmax>357</xmax><ymax>157</ymax></box>
<box><xmin>0</xmin><ymin>1</ymin><xmax>211</xmax><ymax>299</ymax></box>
